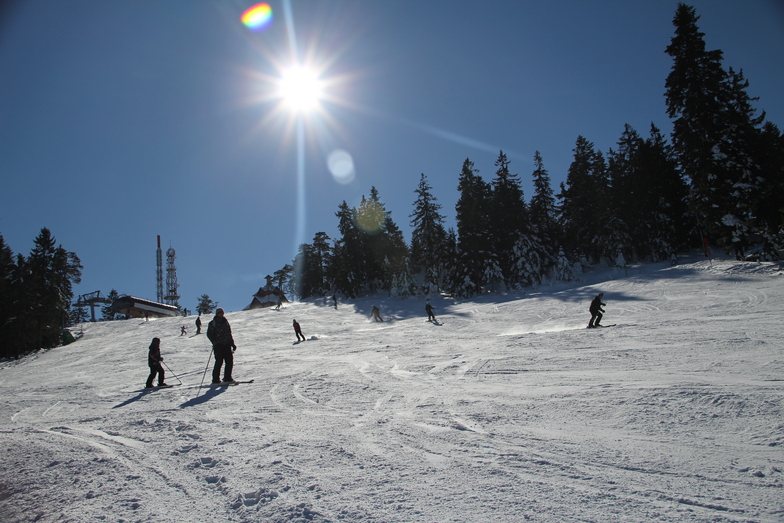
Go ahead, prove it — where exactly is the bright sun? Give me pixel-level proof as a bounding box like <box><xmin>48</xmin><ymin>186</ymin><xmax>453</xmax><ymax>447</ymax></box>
<box><xmin>279</xmin><ymin>66</ymin><xmax>322</xmax><ymax>112</ymax></box>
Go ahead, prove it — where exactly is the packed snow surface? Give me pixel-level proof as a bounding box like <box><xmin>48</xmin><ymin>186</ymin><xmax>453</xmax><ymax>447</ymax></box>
<box><xmin>1</xmin><ymin>256</ymin><xmax>783</xmax><ymax>522</ymax></box>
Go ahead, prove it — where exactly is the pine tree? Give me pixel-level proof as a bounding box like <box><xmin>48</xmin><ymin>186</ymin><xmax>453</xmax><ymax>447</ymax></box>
<box><xmin>293</xmin><ymin>243</ymin><xmax>317</xmax><ymax>299</ymax></box>
<box><xmin>20</xmin><ymin>228</ymin><xmax>82</xmax><ymax>352</ymax></box>
<box><xmin>380</xmin><ymin>212</ymin><xmax>410</xmax><ymax>296</ymax></box>
<box><xmin>754</xmin><ymin>122</ymin><xmax>784</xmax><ymax>257</ymax></box>
<box><xmin>440</xmin><ymin>228</ymin><xmax>461</xmax><ymax>297</ymax></box>
<box><xmin>665</xmin><ymin>3</ymin><xmax>775</xmax><ymax>258</ymax></box>
<box><xmin>331</xmin><ymin>201</ymin><xmax>363</xmax><ymax>298</ymax></box>
<box><xmin>102</xmin><ymin>289</ymin><xmax>120</xmax><ymax>321</ymax></box>
<box><xmin>455</xmin><ymin>158</ymin><xmax>497</xmax><ymax>295</ymax></box>
<box><xmin>0</xmin><ymin>236</ymin><xmax>16</xmax><ymax>357</ymax></box>
<box><xmin>528</xmin><ymin>151</ymin><xmax>564</xmax><ymax>282</ymax></box>
<box><xmin>350</xmin><ymin>187</ymin><xmax>410</xmax><ymax>296</ymax></box>
<box><xmin>273</xmin><ymin>264</ymin><xmax>294</xmax><ymax>296</ymax></box>
<box><xmin>310</xmin><ymin>233</ymin><xmax>332</xmax><ymax>295</ymax></box>
<box><xmin>196</xmin><ymin>294</ymin><xmax>217</xmax><ymax>315</ymax></box>
<box><xmin>558</xmin><ymin>136</ymin><xmax>608</xmax><ymax>264</ymax></box>
<box><xmin>70</xmin><ymin>304</ymin><xmax>89</xmax><ymax>325</ymax></box>
<box><xmin>490</xmin><ymin>150</ymin><xmax>528</xmax><ymax>287</ymax></box>
<box><xmin>410</xmin><ymin>173</ymin><xmax>447</xmax><ymax>294</ymax></box>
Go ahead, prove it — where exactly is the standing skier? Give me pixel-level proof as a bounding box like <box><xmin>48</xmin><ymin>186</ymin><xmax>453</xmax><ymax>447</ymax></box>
<box><xmin>207</xmin><ymin>308</ymin><xmax>237</xmax><ymax>383</ymax></box>
<box><xmin>371</xmin><ymin>306</ymin><xmax>383</xmax><ymax>322</ymax></box>
<box><xmin>293</xmin><ymin>319</ymin><xmax>306</xmax><ymax>342</ymax></box>
<box><xmin>145</xmin><ymin>337</ymin><xmax>168</xmax><ymax>388</ymax></box>
<box><xmin>195</xmin><ymin>315</ymin><xmax>202</xmax><ymax>334</ymax></box>
<box><xmin>588</xmin><ymin>293</ymin><xmax>606</xmax><ymax>328</ymax></box>
<box><xmin>425</xmin><ymin>299</ymin><xmax>436</xmax><ymax>322</ymax></box>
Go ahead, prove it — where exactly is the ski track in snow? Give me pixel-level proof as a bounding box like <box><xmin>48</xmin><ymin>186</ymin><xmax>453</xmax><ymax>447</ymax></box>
<box><xmin>1</xmin><ymin>256</ymin><xmax>783</xmax><ymax>522</ymax></box>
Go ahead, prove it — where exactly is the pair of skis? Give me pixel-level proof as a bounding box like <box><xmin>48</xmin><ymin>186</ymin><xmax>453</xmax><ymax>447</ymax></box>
<box><xmin>136</xmin><ymin>379</ymin><xmax>254</xmax><ymax>393</ymax></box>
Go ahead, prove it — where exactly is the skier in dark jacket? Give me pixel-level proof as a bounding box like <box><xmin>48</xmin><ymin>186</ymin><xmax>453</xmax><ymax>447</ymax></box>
<box><xmin>195</xmin><ymin>315</ymin><xmax>202</xmax><ymax>334</ymax></box>
<box><xmin>293</xmin><ymin>319</ymin><xmax>306</xmax><ymax>342</ymax></box>
<box><xmin>425</xmin><ymin>300</ymin><xmax>436</xmax><ymax>322</ymax></box>
<box><xmin>371</xmin><ymin>306</ymin><xmax>383</xmax><ymax>322</ymax></box>
<box><xmin>207</xmin><ymin>308</ymin><xmax>237</xmax><ymax>383</ymax></box>
<box><xmin>145</xmin><ymin>337</ymin><xmax>167</xmax><ymax>388</ymax></box>
<box><xmin>588</xmin><ymin>293</ymin><xmax>606</xmax><ymax>328</ymax></box>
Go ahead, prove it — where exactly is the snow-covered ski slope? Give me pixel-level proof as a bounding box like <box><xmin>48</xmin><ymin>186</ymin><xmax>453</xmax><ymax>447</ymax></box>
<box><xmin>1</xmin><ymin>255</ymin><xmax>783</xmax><ymax>522</ymax></box>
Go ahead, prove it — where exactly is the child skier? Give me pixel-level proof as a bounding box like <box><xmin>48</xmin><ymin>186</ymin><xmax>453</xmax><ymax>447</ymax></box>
<box><xmin>425</xmin><ymin>300</ymin><xmax>436</xmax><ymax>322</ymax></box>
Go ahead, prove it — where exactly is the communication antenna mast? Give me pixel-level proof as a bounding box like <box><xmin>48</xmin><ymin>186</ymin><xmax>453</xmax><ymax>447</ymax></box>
<box><xmin>156</xmin><ymin>236</ymin><xmax>164</xmax><ymax>303</ymax></box>
<box><xmin>164</xmin><ymin>244</ymin><xmax>180</xmax><ymax>307</ymax></box>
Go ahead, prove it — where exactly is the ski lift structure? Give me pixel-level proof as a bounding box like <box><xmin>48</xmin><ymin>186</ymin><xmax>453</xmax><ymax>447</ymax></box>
<box><xmin>75</xmin><ymin>290</ymin><xmax>112</xmax><ymax>322</ymax></box>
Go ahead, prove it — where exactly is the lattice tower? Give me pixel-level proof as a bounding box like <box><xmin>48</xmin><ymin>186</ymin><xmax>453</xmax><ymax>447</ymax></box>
<box><xmin>164</xmin><ymin>246</ymin><xmax>180</xmax><ymax>307</ymax></box>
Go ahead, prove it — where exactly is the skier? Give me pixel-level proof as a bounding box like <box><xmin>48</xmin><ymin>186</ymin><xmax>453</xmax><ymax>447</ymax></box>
<box><xmin>275</xmin><ymin>297</ymin><xmax>282</xmax><ymax>310</ymax></box>
<box><xmin>371</xmin><ymin>306</ymin><xmax>383</xmax><ymax>322</ymax></box>
<box><xmin>195</xmin><ymin>315</ymin><xmax>202</xmax><ymax>334</ymax></box>
<box><xmin>425</xmin><ymin>299</ymin><xmax>436</xmax><ymax>322</ymax></box>
<box><xmin>145</xmin><ymin>337</ymin><xmax>168</xmax><ymax>388</ymax></box>
<box><xmin>293</xmin><ymin>319</ymin><xmax>306</xmax><ymax>342</ymax></box>
<box><xmin>180</xmin><ymin>325</ymin><xmax>187</xmax><ymax>336</ymax></box>
<box><xmin>332</xmin><ymin>294</ymin><xmax>338</xmax><ymax>309</ymax></box>
<box><xmin>207</xmin><ymin>308</ymin><xmax>237</xmax><ymax>383</ymax></box>
<box><xmin>587</xmin><ymin>292</ymin><xmax>606</xmax><ymax>328</ymax></box>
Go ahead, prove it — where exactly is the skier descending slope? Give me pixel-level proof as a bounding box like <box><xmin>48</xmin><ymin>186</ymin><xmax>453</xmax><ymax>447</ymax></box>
<box><xmin>587</xmin><ymin>292</ymin><xmax>606</xmax><ymax>328</ymax></box>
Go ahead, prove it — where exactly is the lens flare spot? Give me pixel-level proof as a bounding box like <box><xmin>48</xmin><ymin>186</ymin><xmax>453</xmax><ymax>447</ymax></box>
<box><xmin>327</xmin><ymin>149</ymin><xmax>355</xmax><ymax>185</ymax></box>
<box><xmin>355</xmin><ymin>200</ymin><xmax>385</xmax><ymax>234</ymax></box>
<box><xmin>241</xmin><ymin>3</ymin><xmax>273</xmax><ymax>31</ymax></box>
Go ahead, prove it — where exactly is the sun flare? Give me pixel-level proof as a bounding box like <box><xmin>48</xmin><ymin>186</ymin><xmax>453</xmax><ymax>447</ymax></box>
<box><xmin>279</xmin><ymin>66</ymin><xmax>322</xmax><ymax>112</ymax></box>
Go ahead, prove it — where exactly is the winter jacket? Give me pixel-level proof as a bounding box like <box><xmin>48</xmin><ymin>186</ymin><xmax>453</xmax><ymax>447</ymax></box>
<box><xmin>148</xmin><ymin>341</ymin><xmax>162</xmax><ymax>365</ymax></box>
<box><xmin>207</xmin><ymin>316</ymin><xmax>235</xmax><ymax>346</ymax></box>
<box><xmin>589</xmin><ymin>296</ymin><xmax>605</xmax><ymax>313</ymax></box>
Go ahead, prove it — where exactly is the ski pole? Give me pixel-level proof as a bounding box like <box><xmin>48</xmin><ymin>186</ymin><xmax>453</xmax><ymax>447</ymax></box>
<box><xmin>162</xmin><ymin>360</ymin><xmax>183</xmax><ymax>385</ymax></box>
<box><xmin>197</xmin><ymin>350</ymin><xmax>213</xmax><ymax>396</ymax></box>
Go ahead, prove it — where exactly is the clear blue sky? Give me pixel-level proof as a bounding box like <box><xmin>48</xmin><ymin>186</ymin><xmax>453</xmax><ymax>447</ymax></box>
<box><xmin>1</xmin><ymin>0</ymin><xmax>783</xmax><ymax>313</ymax></box>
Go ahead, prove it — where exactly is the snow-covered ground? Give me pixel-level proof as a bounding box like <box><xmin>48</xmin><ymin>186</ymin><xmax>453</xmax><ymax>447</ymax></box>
<box><xmin>1</xmin><ymin>255</ymin><xmax>783</xmax><ymax>522</ymax></box>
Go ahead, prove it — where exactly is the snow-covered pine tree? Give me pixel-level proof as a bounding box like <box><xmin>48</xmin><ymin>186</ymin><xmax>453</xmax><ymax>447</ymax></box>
<box><xmin>754</xmin><ymin>122</ymin><xmax>784</xmax><ymax>258</ymax></box>
<box><xmin>410</xmin><ymin>173</ymin><xmax>447</xmax><ymax>294</ymax></box>
<box><xmin>529</xmin><ymin>151</ymin><xmax>565</xmax><ymax>280</ymax></box>
<box><xmin>330</xmin><ymin>201</ymin><xmax>364</xmax><ymax>298</ymax></box>
<box><xmin>490</xmin><ymin>150</ymin><xmax>528</xmax><ymax>287</ymax></box>
<box><xmin>439</xmin><ymin>228</ymin><xmax>461</xmax><ymax>297</ymax></box>
<box><xmin>512</xmin><ymin>231</ymin><xmax>545</xmax><ymax>288</ymax></box>
<box><xmin>308</xmin><ymin>232</ymin><xmax>332</xmax><ymax>296</ymax></box>
<box><xmin>548</xmin><ymin>247</ymin><xmax>576</xmax><ymax>284</ymax></box>
<box><xmin>358</xmin><ymin>187</ymin><xmax>408</xmax><ymax>295</ymax></box>
<box><xmin>455</xmin><ymin>158</ymin><xmax>494</xmax><ymax>296</ymax></box>
<box><xmin>390</xmin><ymin>257</ymin><xmax>418</xmax><ymax>298</ymax></box>
<box><xmin>26</xmin><ymin>228</ymin><xmax>82</xmax><ymax>351</ymax></box>
<box><xmin>665</xmin><ymin>3</ymin><xmax>776</xmax><ymax>258</ymax></box>
<box><xmin>558</xmin><ymin>136</ymin><xmax>609</xmax><ymax>264</ymax></box>
<box><xmin>0</xmin><ymin>236</ymin><xmax>15</xmax><ymax>356</ymax></box>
